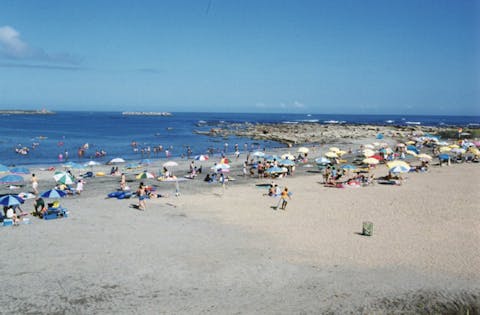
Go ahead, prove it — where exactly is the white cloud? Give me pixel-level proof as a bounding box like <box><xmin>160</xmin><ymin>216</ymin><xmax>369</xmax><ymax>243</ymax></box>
<box><xmin>0</xmin><ymin>25</ymin><xmax>81</xmax><ymax>64</ymax></box>
<box><xmin>0</xmin><ymin>26</ymin><xmax>30</xmax><ymax>58</ymax></box>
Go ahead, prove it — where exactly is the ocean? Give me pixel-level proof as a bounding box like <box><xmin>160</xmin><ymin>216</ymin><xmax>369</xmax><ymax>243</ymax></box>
<box><xmin>1</xmin><ymin>111</ymin><xmax>479</xmax><ymax>167</ymax></box>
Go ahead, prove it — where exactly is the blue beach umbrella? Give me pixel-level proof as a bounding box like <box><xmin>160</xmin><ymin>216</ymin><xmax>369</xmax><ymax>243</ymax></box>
<box><xmin>438</xmin><ymin>154</ymin><xmax>450</xmax><ymax>161</ymax></box>
<box><xmin>0</xmin><ymin>174</ymin><xmax>24</xmax><ymax>184</ymax></box>
<box><xmin>341</xmin><ymin>164</ymin><xmax>356</xmax><ymax>170</ymax></box>
<box><xmin>265</xmin><ymin>166</ymin><xmax>287</xmax><ymax>174</ymax></box>
<box><xmin>140</xmin><ymin>159</ymin><xmax>152</xmax><ymax>165</ymax></box>
<box><xmin>0</xmin><ymin>194</ymin><xmax>24</xmax><ymax>206</ymax></box>
<box><xmin>0</xmin><ymin>164</ymin><xmax>9</xmax><ymax>173</ymax></box>
<box><xmin>264</xmin><ymin>155</ymin><xmax>280</xmax><ymax>162</ymax></box>
<box><xmin>10</xmin><ymin>166</ymin><xmax>30</xmax><ymax>174</ymax></box>
<box><xmin>278</xmin><ymin>159</ymin><xmax>295</xmax><ymax>166</ymax></box>
<box><xmin>40</xmin><ymin>189</ymin><xmax>67</xmax><ymax>199</ymax></box>
<box><xmin>315</xmin><ymin>157</ymin><xmax>331</xmax><ymax>165</ymax></box>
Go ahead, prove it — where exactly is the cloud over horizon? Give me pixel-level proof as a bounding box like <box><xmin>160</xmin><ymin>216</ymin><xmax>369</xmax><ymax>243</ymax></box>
<box><xmin>0</xmin><ymin>25</ymin><xmax>81</xmax><ymax>65</ymax></box>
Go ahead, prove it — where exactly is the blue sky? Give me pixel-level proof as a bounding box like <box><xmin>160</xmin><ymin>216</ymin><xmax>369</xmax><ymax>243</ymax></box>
<box><xmin>0</xmin><ymin>0</ymin><xmax>478</xmax><ymax>114</ymax></box>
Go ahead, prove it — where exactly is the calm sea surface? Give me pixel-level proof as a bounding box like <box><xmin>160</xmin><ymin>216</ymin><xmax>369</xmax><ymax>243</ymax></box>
<box><xmin>1</xmin><ymin>112</ymin><xmax>479</xmax><ymax>166</ymax></box>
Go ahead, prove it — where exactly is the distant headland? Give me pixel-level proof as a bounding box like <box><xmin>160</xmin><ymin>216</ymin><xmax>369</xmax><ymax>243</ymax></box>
<box><xmin>0</xmin><ymin>109</ymin><xmax>55</xmax><ymax>115</ymax></box>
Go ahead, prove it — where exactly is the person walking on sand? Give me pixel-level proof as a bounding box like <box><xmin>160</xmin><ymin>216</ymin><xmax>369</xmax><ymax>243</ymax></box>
<box><xmin>31</xmin><ymin>173</ymin><xmax>39</xmax><ymax>195</ymax></box>
<box><xmin>137</xmin><ymin>184</ymin><xmax>147</xmax><ymax>210</ymax></box>
<box><xmin>279</xmin><ymin>187</ymin><xmax>291</xmax><ymax>210</ymax></box>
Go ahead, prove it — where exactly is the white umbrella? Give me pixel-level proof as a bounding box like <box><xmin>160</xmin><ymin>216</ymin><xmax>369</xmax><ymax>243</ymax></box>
<box><xmin>163</xmin><ymin>161</ymin><xmax>179</xmax><ymax>167</ymax></box>
<box><xmin>280</xmin><ymin>153</ymin><xmax>295</xmax><ymax>160</ymax></box>
<box><xmin>84</xmin><ymin>160</ymin><xmax>100</xmax><ymax>167</ymax></box>
<box><xmin>108</xmin><ymin>157</ymin><xmax>126</xmax><ymax>164</ymax></box>
<box><xmin>53</xmin><ymin>172</ymin><xmax>75</xmax><ymax>185</ymax></box>
<box><xmin>252</xmin><ymin>151</ymin><xmax>265</xmax><ymax>158</ymax></box>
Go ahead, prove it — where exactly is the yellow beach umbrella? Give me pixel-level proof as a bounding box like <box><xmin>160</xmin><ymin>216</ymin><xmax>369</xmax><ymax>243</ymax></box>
<box><xmin>405</xmin><ymin>141</ymin><xmax>416</xmax><ymax>145</ymax></box>
<box><xmin>417</xmin><ymin>153</ymin><xmax>432</xmax><ymax>160</ymax></box>
<box><xmin>363</xmin><ymin>157</ymin><xmax>379</xmax><ymax>165</ymax></box>
<box><xmin>406</xmin><ymin>150</ymin><xmax>418</xmax><ymax>156</ymax></box>
<box><xmin>468</xmin><ymin>147</ymin><xmax>480</xmax><ymax>155</ymax></box>
<box><xmin>449</xmin><ymin>144</ymin><xmax>459</xmax><ymax>149</ymax></box>
<box><xmin>329</xmin><ymin>147</ymin><xmax>340</xmax><ymax>153</ymax></box>
<box><xmin>337</xmin><ymin>150</ymin><xmax>347</xmax><ymax>156</ymax></box>
<box><xmin>297</xmin><ymin>147</ymin><xmax>309</xmax><ymax>154</ymax></box>
<box><xmin>325</xmin><ymin>151</ymin><xmax>338</xmax><ymax>158</ymax></box>
<box><xmin>363</xmin><ymin>149</ymin><xmax>375</xmax><ymax>157</ymax></box>
<box><xmin>439</xmin><ymin>146</ymin><xmax>451</xmax><ymax>152</ymax></box>
<box><xmin>387</xmin><ymin>160</ymin><xmax>410</xmax><ymax>169</ymax></box>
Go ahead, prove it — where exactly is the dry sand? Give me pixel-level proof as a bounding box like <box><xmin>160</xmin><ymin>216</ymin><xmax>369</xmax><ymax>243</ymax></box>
<box><xmin>0</xmin><ymin>152</ymin><xmax>479</xmax><ymax>314</ymax></box>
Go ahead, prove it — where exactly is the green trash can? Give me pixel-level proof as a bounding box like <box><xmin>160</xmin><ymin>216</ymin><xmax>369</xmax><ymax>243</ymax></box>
<box><xmin>362</xmin><ymin>221</ymin><xmax>373</xmax><ymax>236</ymax></box>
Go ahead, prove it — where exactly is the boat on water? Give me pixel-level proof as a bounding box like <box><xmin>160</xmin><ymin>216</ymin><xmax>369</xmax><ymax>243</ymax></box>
<box><xmin>405</xmin><ymin>121</ymin><xmax>421</xmax><ymax>125</ymax></box>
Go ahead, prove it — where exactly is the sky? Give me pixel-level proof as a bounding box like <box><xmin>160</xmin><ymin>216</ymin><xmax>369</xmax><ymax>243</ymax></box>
<box><xmin>0</xmin><ymin>0</ymin><xmax>478</xmax><ymax>115</ymax></box>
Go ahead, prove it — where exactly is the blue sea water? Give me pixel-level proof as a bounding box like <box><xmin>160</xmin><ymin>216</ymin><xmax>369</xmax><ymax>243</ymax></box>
<box><xmin>1</xmin><ymin>111</ymin><xmax>479</xmax><ymax>167</ymax></box>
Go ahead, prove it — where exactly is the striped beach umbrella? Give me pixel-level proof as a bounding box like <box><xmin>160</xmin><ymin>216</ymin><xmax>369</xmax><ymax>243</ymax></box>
<box><xmin>194</xmin><ymin>155</ymin><xmax>209</xmax><ymax>161</ymax></box>
<box><xmin>40</xmin><ymin>189</ymin><xmax>67</xmax><ymax>199</ymax></box>
<box><xmin>53</xmin><ymin>172</ymin><xmax>75</xmax><ymax>185</ymax></box>
<box><xmin>0</xmin><ymin>194</ymin><xmax>24</xmax><ymax>206</ymax></box>
<box><xmin>136</xmin><ymin>171</ymin><xmax>155</xmax><ymax>179</ymax></box>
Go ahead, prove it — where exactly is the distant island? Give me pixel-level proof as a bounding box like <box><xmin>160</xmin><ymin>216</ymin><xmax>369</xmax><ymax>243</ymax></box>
<box><xmin>122</xmin><ymin>111</ymin><xmax>172</xmax><ymax>116</ymax></box>
<box><xmin>0</xmin><ymin>109</ymin><xmax>55</xmax><ymax>115</ymax></box>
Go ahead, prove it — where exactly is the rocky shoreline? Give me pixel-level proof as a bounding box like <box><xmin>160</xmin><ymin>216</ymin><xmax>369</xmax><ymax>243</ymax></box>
<box><xmin>196</xmin><ymin>122</ymin><xmax>474</xmax><ymax>145</ymax></box>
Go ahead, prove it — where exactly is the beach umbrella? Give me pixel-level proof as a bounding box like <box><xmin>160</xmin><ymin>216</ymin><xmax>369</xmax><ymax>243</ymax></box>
<box><xmin>449</xmin><ymin>144</ymin><xmax>459</xmax><ymax>149</ymax></box>
<box><xmin>439</xmin><ymin>146</ymin><xmax>451</xmax><ymax>153</ymax></box>
<box><xmin>0</xmin><ymin>164</ymin><xmax>9</xmax><ymax>173</ymax></box>
<box><xmin>386</xmin><ymin>161</ymin><xmax>410</xmax><ymax>169</ymax></box>
<box><xmin>194</xmin><ymin>155</ymin><xmax>209</xmax><ymax>161</ymax></box>
<box><xmin>84</xmin><ymin>160</ymin><xmax>100</xmax><ymax>167</ymax></box>
<box><xmin>325</xmin><ymin>151</ymin><xmax>338</xmax><ymax>158</ymax></box>
<box><xmin>10</xmin><ymin>166</ymin><xmax>30</xmax><ymax>174</ymax></box>
<box><xmin>136</xmin><ymin>171</ymin><xmax>155</xmax><ymax>180</ymax></box>
<box><xmin>371</xmin><ymin>155</ymin><xmax>383</xmax><ymax>161</ymax></box>
<box><xmin>280</xmin><ymin>153</ymin><xmax>295</xmax><ymax>160</ymax></box>
<box><xmin>278</xmin><ymin>159</ymin><xmax>295</xmax><ymax>166</ymax></box>
<box><xmin>363</xmin><ymin>149</ymin><xmax>375</xmax><ymax>157</ymax></box>
<box><xmin>329</xmin><ymin>147</ymin><xmax>340</xmax><ymax>153</ymax></box>
<box><xmin>451</xmin><ymin>148</ymin><xmax>466</xmax><ymax>154</ymax></box>
<box><xmin>417</xmin><ymin>153</ymin><xmax>432</xmax><ymax>160</ymax></box>
<box><xmin>108</xmin><ymin>157</ymin><xmax>126</xmax><ymax>164</ymax></box>
<box><xmin>297</xmin><ymin>147</ymin><xmax>309</xmax><ymax>154</ymax></box>
<box><xmin>252</xmin><ymin>151</ymin><xmax>265</xmax><ymax>158</ymax></box>
<box><xmin>0</xmin><ymin>194</ymin><xmax>24</xmax><ymax>206</ymax></box>
<box><xmin>389</xmin><ymin>165</ymin><xmax>410</xmax><ymax>173</ymax></box>
<box><xmin>438</xmin><ymin>153</ymin><xmax>450</xmax><ymax>160</ymax></box>
<box><xmin>364</xmin><ymin>144</ymin><xmax>374</xmax><ymax>149</ymax></box>
<box><xmin>468</xmin><ymin>147</ymin><xmax>480</xmax><ymax>155</ymax></box>
<box><xmin>315</xmin><ymin>157</ymin><xmax>331</xmax><ymax>165</ymax></box>
<box><xmin>336</xmin><ymin>150</ymin><xmax>347</xmax><ymax>156</ymax></box>
<box><xmin>0</xmin><ymin>174</ymin><xmax>24</xmax><ymax>184</ymax></box>
<box><xmin>405</xmin><ymin>150</ymin><xmax>418</xmax><ymax>156</ymax></box>
<box><xmin>163</xmin><ymin>161</ymin><xmax>178</xmax><ymax>167</ymax></box>
<box><xmin>341</xmin><ymin>164</ymin><xmax>356</xmax><ymax>170</ymax></box>
<box><xmin>363</xmin><ymin>158</ymin><xmax>379</xmax><ymax>165</ymax></box>
<box><xmin>265</xmin><ymin>166</ymin><xmax>287</xmax><ymax>174</ymax></box>
<box><xmin>40</xmin><ymin>189</ymin><xmax>67</xmax><ymax>199</ymax></box>
<box><xmin>211</xmin><ymin>163</ymin><xmax>230</xmax><ymax>170</ymax></box>
<box><xmin>405</xmin><ymin>141</ymin><xmax>416</xmax><ymax>145</ymax></box>
<box><xmin>53</xmin><ymin>172</ymin><xmax>75</xmax><ymax>185</ymax></box>
<box><xmin>406</xmin><ymin>145</ymin><xmax>419</xmax><ymax>154</ymax></box>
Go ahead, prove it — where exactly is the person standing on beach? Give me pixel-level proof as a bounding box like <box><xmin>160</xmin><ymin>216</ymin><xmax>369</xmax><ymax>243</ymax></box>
<box><xmin>31</xmin><ymin>173</ymin><xmax>39</xmax><ymax>195</ymax></box>
<box><xmin>137</xmin><ymin>183</ymin><xmax>147</xmax><ymax>210</ymax></box>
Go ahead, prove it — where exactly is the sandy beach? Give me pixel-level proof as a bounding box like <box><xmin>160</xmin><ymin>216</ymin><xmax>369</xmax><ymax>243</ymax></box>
<box><xmin>0</xmin><ymin>137</ymin><xmax>479</xmax><ymax>314</ymax></box>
